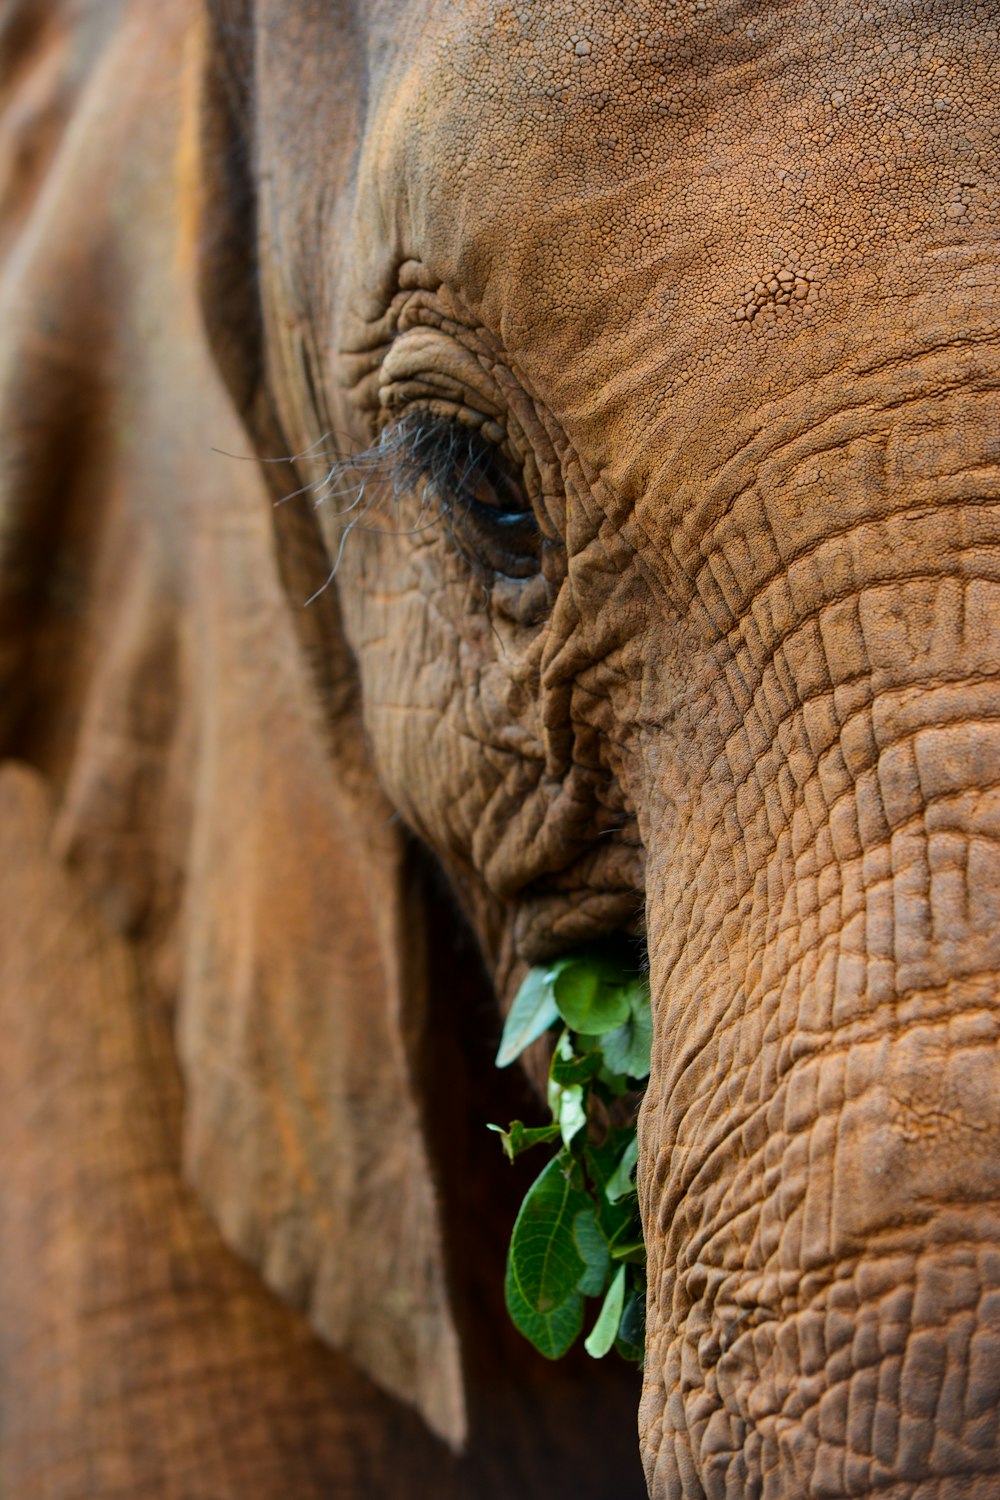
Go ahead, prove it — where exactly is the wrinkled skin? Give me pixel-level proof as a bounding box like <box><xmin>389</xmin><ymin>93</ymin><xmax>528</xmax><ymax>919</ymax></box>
<box><xmin>2</xmin><ymin>0</ymin><xmax>999</xmax><ymax>1497</ymax></box>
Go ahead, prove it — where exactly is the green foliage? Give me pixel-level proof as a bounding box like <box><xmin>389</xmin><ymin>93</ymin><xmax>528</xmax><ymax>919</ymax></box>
<box><xmin>600</xmin><ymin>986</ymin><xmax>654</xmax><ymax>1079</ymax></box>
<box><xmin>584</xmin><ymin>1264</ymin><xmax>627</xmax><ymax>1359</ymax></box>
<box><xmin>487</xmin><ymin>1120</ymin><xmax>561</xmax><ymax>1163</ymax></box>
<box><xmin>495</xmin><ymin>966</ymin><xmax>561</xmax><ymax>1067</ymax></box>
<box><xmin>573</xmin><ymin>1207</ymin><xmax>611</xmax><ymax>1296</ymax></box>
<box><xmin>551</xmin><ymin>956</ymin><xmax>633</xmax><ymax>1033</ymax></box>
<box><xmin>490</xmin><ymin>945</ymin><xmax>650</xmax><ymax>1366</ymax></box>
<box><xmin>605</xmin><ymin>1136</ymin><xmax>639</xmax><ymax>1203</ymax></box>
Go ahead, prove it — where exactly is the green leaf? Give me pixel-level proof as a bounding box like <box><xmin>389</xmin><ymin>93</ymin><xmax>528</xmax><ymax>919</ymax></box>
<box><xmin>487</xmin><ymin>1120</ymin><xmax>561</xmax><ymax>1163</ymax></box>
<box><xmin>494</xmin><ymin>944</ymin><xmax>649</xmax><ymax>1369</ymax></box>
<box><xmin>548</xmin><ymin>1078</ymin><xmax>587</xmax><ymax>1147</ymax></box>
<box><xmin>615</xmin><ymin>1283</ymin><xmax>646</xmax><ymax>1365</ymax></box>
<box><xmin>573</xmin><ymin>1206</ymin><xmax>611</xmax><ymax>1297</ymax></box>
<box><xmin>608</xmin><ymin>1213</ymin><xmax>646</xmax><ymax>1264</ymax></box>
<box><xmin>495</xmin><ymin>965</ymin><xmax>561</xmax><ymax>1067</ymax></box>
<box><xmin>584</xmin><ymin>1264</ymin><xmax>627</xmax><ymax>1359</ymax></box>
<box><xmin>584</xmin><ymin>1133</ymin><xmax>638</xmax><ymax>1241</ymax></box>
<box><xmin>553</xmin><ymin>960</ymin><xmax>632</xmax><ymax>1035</ymax></box>
<box><xmin>599</xmin><ymin>979</ymin><xmax>653</xmax><ymax>1080</ymax></box>
<box><xmin>506</xmin><ymin>1154</ymin><xmax>591</xmax><ymax>1321</ymax></box>
<box><xmin>606</xmin><ymin>1136</ymin><xmax>640</xmax><ymax>1202</ymax></box>
<box><xmin>549</xmin><ymin>1031</ymin><xmax>603</xmax><ymax>1088</ymax></box>
<box><xmin>504</xmin><ymin>1258</ymin><xmax>584</xmax><ymax>1360</ymax></box>
<box><xmin>584</xmin><ymin>1129</ymin><xmax>634</xmax><ymax>1190</ymax></box>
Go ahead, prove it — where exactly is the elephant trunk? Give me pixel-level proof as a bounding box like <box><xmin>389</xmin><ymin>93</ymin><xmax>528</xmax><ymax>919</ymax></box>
<box><xmin>635</xmin><ymin>380</ymin><xmax>1000</xmax><ymax>1499</ymax></box>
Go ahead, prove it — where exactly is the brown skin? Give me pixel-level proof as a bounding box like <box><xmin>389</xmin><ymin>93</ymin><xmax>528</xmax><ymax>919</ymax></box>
<box><xmin>2</xmin><ymin>0</ymin><xmax>999</xmax><ymax>1497</ymax></box>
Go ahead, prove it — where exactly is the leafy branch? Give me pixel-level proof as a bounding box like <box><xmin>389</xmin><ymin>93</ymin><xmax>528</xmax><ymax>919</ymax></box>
<box><xmin>489</xmin><ymin>947</ymin><xmax>650</xmax><ymax>1365</ymax></box>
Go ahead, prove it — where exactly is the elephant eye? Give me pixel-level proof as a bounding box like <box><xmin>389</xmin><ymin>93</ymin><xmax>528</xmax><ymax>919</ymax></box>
<box><xmin>387</xmin><ymin>413</ymin><xmax>541</xmax><ymax>580</ymax></box>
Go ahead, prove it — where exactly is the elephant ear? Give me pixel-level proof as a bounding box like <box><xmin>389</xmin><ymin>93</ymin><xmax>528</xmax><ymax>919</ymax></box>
<box><xmin>178</xmin><ymin>551</ymin><xmax>465</xmax><ymax>1449</ymax></box>
<box><xmin>0</xmin><ymin>1</ymin><xmax>464</xmax><ymax>1451</ymax></box>
<box><xmin>177</xmin><ymin>7</ymin><xmax>466</xmax><ymax>1449</ymax></box>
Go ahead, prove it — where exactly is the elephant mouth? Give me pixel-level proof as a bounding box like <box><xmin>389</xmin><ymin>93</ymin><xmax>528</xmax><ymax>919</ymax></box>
<box><xmin>510</xmin><ymin>841</ymin><xmax>646</xmax><ymax>964</ymax></box>
<box><xmin>512</xmin><ymin>884</ymin><xmax>644</xmax><ymax>964</ymax></box>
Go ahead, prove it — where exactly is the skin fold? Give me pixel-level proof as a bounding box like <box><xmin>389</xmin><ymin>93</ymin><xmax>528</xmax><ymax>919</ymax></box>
<box><xmin>1</xmin><ymin>0</ymin><xmax>998</xmax><ymax>1497</ymax></box>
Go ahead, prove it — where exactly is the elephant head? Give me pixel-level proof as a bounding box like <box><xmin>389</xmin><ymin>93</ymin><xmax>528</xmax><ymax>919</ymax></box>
<box><xmin>195</xmin><ymin>0</ymin><xmax>1000</xmax><ymax>1492</ymax></box>
<box><xmin>2</xmin><ymin>0</ymin><xmax>999</xmax><ymax>1496</ymax></box>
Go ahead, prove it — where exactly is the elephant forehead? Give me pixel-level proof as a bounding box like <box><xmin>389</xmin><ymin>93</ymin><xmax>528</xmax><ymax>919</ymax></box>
<box><xmin>360</xmin><ymin>0</ymin><xmax>790</xmax><ymax>323</ymax></box>
<box><xmin>347</xmin><ymin>0</ymin><xmax>997</xmax><ymax>497</ymax></box>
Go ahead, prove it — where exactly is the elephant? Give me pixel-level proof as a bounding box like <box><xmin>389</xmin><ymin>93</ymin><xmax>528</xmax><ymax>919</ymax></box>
<box><xmin>1</xmin><ymin>0</ymin><xmax>998</xmax><ymax>1495</ymax></box>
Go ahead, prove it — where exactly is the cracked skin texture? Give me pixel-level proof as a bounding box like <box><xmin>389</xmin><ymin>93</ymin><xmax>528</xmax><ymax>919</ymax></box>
<box><xmin>2</xmin><ymin>0</ymin><xmax>1000</xmax><ymax>1496</ymax></box>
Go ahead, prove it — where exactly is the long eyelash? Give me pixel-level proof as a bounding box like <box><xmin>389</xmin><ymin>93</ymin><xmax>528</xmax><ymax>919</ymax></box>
<box><xmin>293</xmin><ymin>413</ymin><xmax>500</xmax><ymax>603</ymax></box>
<box><xmin>212</xmin><ymin>415</ymin><xmax>505</xmax><ymax>605</ymax></box>
<box><xmin>353</xmin><ymin>415</ymin><xmax>486</xmax><ymax>503</ymax></box>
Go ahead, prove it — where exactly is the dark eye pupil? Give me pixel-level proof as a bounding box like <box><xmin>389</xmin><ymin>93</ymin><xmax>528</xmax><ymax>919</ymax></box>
<box><xmin>462</xmin><ymin>460</ymin><xmax>529</xmax><ymax>519</ymax></box>
<box><xmin>429</xmin><ymin>425</ymin><xmax>540</xmax><ymax>580</ymax></box>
